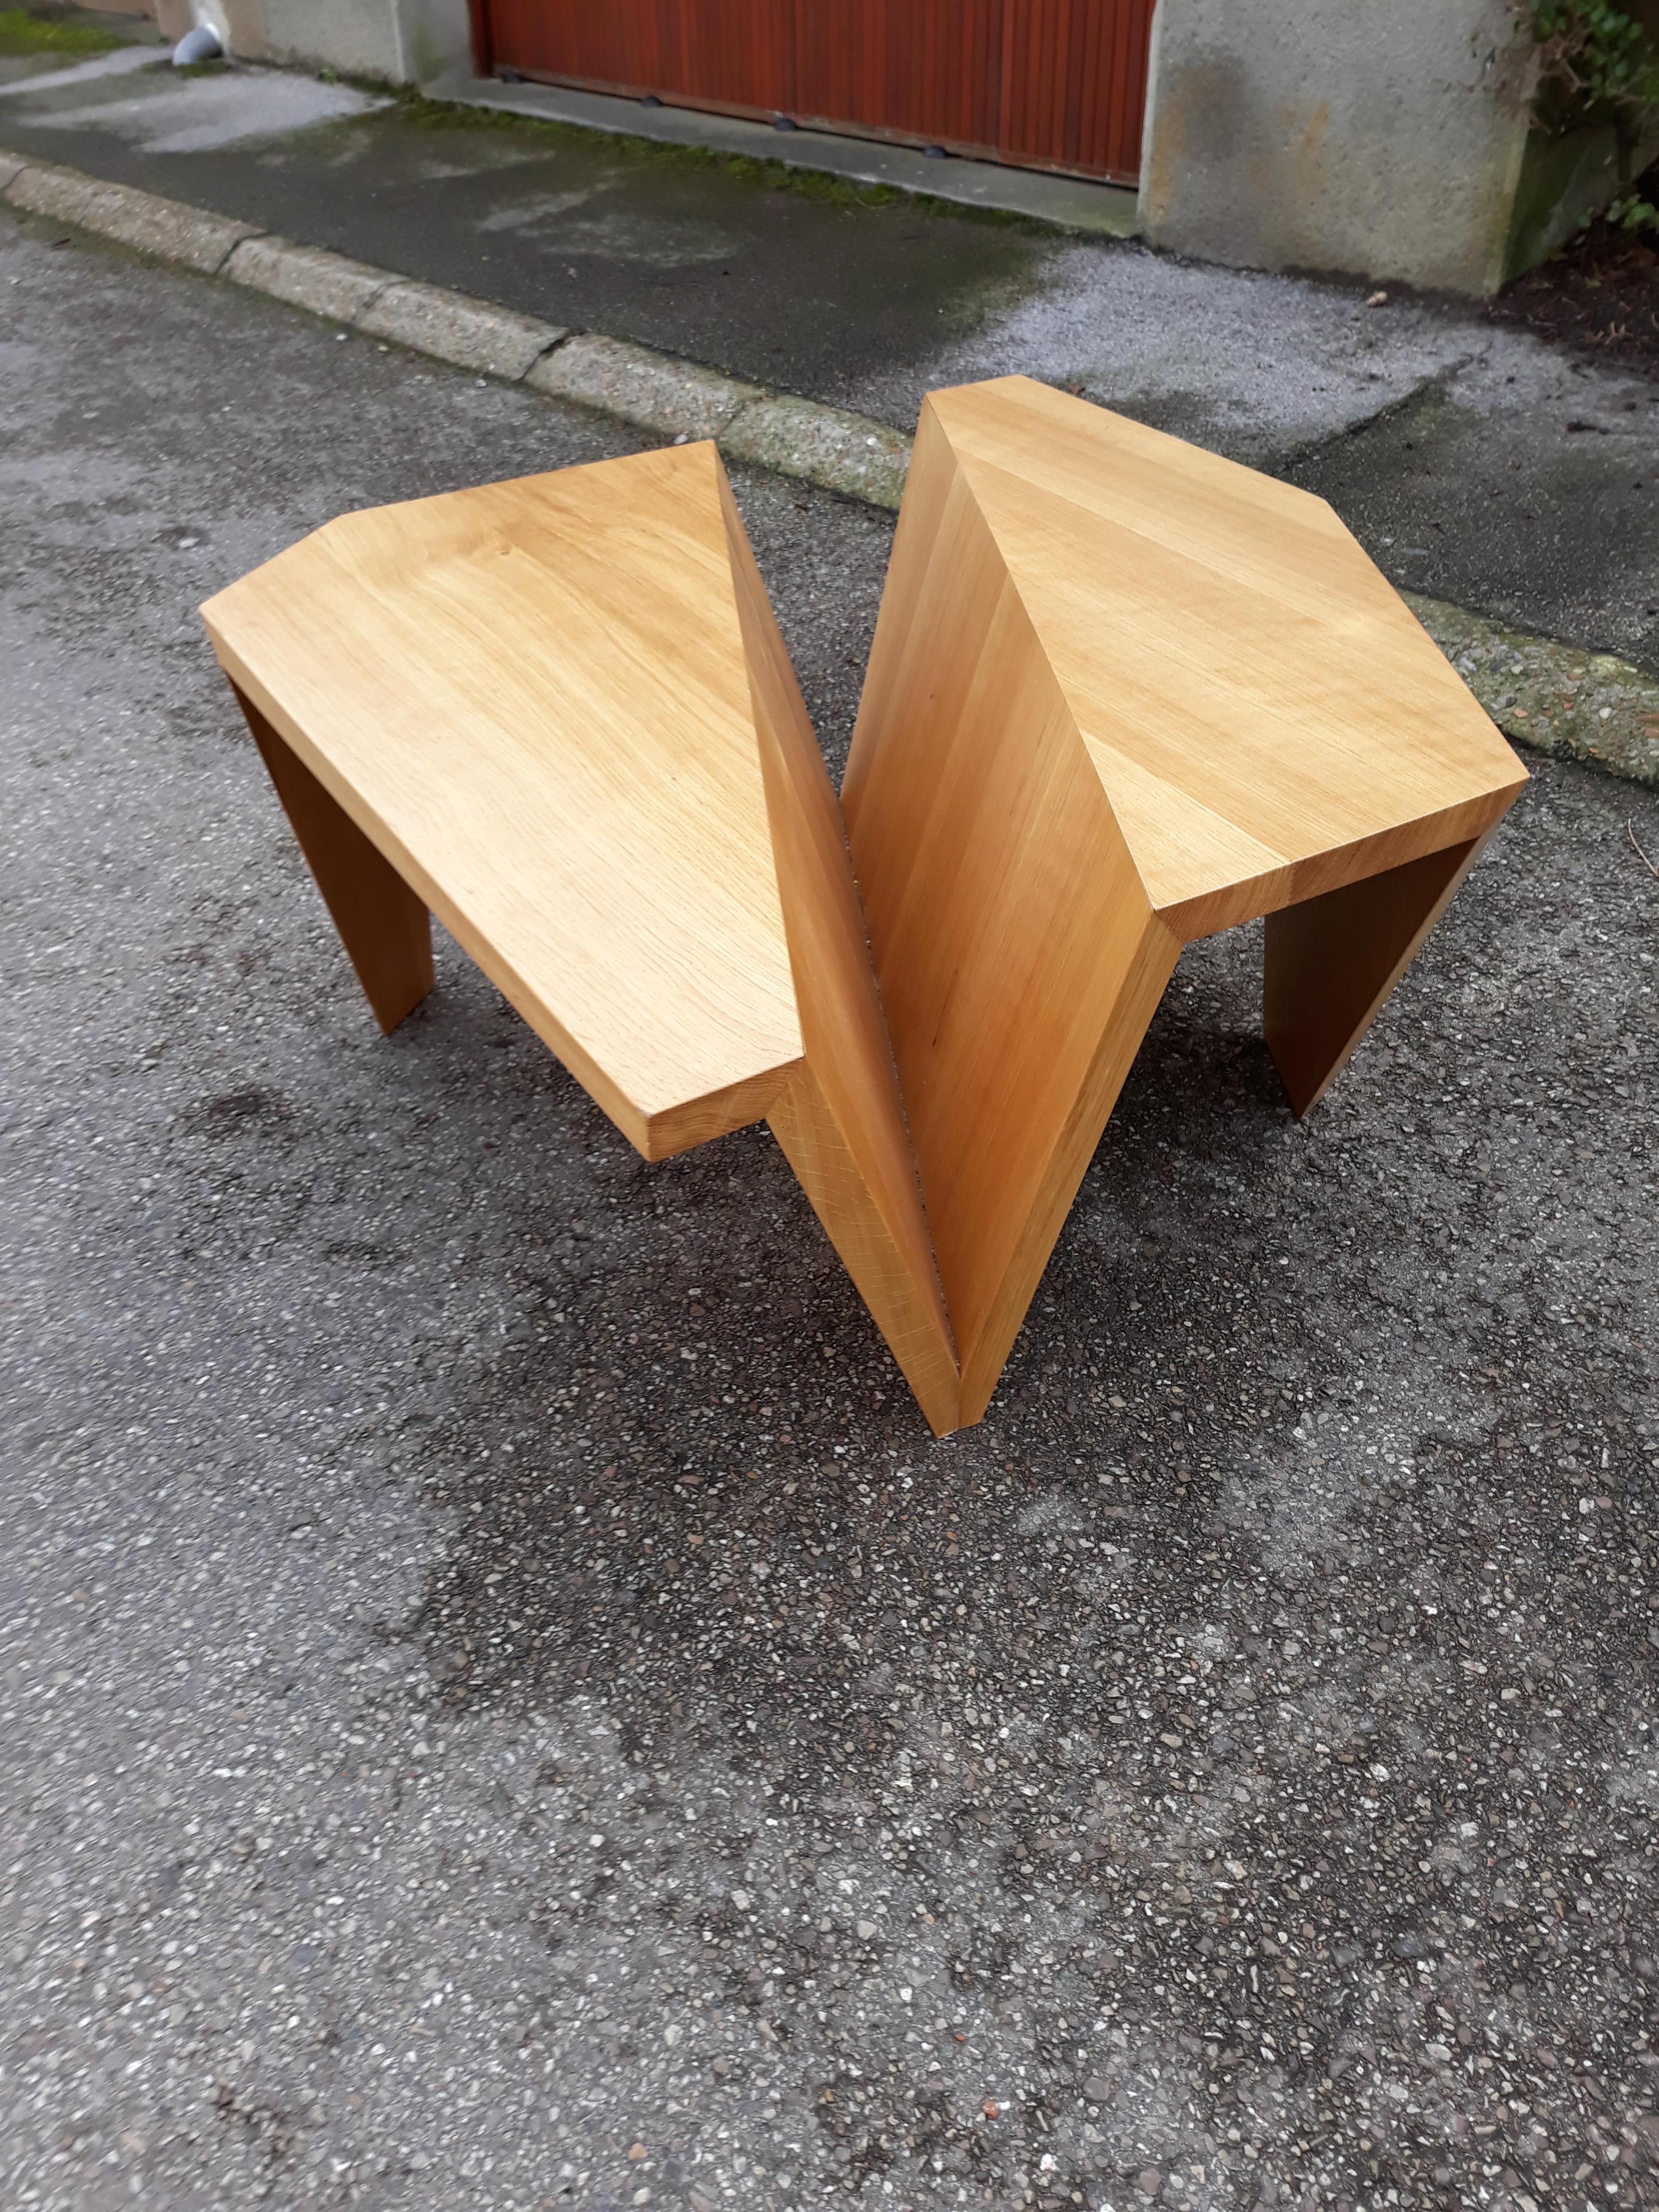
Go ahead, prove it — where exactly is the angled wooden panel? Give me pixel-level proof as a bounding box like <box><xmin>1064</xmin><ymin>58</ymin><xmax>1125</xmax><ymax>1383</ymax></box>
<box><xmin>847</xmin><ymin>377</ymin><xmax>1526</xmax><ymax>1425</ymax></box>
<box><xmin>235</xmin><ymin>682</ymin><xmax>432</xmax><ymax>1035</ymax></box>
<box><xmin>1265</xmin><ymin>831</ymin><xmax>1488</xmax><ymax>1117</ymax></box>
<box><xmin>206</xmin><ymin>444</ymin><xmax>960</xmax><ymax>1431</ymax></box>
<box><xmin>715</xmin><ymin>470</ymin><xmax>960</xmax><ymax>1433</ymax></box>
<box><xmin>846</xmin><ymin>401</ymin><xmax>1179</xmax><ymax>1425</ymax></box>
<box><xmin>924</xmin><ymin>377</ymin><xmax>1527</xmax><ymax>939</ymax></box>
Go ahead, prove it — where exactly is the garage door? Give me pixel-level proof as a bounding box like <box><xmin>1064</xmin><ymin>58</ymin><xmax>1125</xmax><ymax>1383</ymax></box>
<box><xmin>472</xmin><ymin>0</ymin><xmax>1157</xmax><ymax>186</ymax></box>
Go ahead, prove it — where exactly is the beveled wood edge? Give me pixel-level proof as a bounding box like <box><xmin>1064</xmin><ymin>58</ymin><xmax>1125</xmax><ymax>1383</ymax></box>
<box><xmin>1155</xmin><ymin>774</ymin><xmax>1529</xmax><ymax>943</ymax></box>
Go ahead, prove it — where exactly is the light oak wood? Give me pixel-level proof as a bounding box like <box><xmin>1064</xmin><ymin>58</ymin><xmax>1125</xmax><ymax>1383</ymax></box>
<box><xmin>845</xmin><ymin>376</ymin><xmax>1527</xmax><ymax>1423</ymax></box>
<box><xmin>716</xmin><ymin>470</ymin><xmax>959</xmax><ymax>1431</ymax></box>
<box><xmin>1265</xmin><ymin>830</ymin><xmax>1489</xmax><ymax>1116</ymax></box>
<box><xmin>204</xmin><ymin>444</ymin><xmax>959</xmax><ymax>1430</ymax></box>
<box><xmin>206</xmin><ymin>380</ymin><xmax>1526</xmax><ymax>1439</ymax></box>
<box><xmin>236</xmin><ymin>683</ymin><xmax>434</xmax><ymax>1035</ymax></box>
<box><xmin>840</xmin><ymin>444</ymin><xmax>1182</xmax><ymax>1425</ymax></box>
<box><xmin>205</xmin><ymin>444</ymin><xmax>805</xmax><ymax>1162</ymax></box>
<box><xmin>889</xmin><ymin>379</ymin><xmax>1526</xmax><ymax>939</ymax></box>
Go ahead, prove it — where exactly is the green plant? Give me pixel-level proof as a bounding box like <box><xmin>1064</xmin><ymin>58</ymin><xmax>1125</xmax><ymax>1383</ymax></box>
<box><xmin>1604</xmin><ymin>189</ymin><xmax>1659</xmax><ymax>227</ymax></box>
<box><xmin>1518</xmin><ymin>2</ymin><xmax>1659</xmax><ymax>132</ymax></box>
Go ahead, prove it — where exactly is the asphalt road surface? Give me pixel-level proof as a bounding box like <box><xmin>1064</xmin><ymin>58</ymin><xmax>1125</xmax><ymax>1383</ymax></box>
<box><xmin>3</xmin><ymin>214</ymin><xmax>1657</xmax><ymax>2212</ymax></box>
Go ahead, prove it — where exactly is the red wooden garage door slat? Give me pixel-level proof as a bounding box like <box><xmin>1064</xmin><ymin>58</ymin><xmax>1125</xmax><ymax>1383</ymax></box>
<box><xmin>476</xmin><ymin>0</ymin><xmax>1155</xmax><ymax>185</ymax></box>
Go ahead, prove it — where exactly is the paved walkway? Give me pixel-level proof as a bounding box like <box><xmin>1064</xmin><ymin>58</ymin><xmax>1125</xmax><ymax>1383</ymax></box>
<box><xmin>2</xmin><ymin>45</ymin><xmax>1656</xmax><ymax>672</ymax></box>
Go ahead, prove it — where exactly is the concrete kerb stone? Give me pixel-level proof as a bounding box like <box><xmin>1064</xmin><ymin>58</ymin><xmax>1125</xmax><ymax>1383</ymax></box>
<box><xmin>4</xmin><ymin>153</ymin><xmax>1655</xmax><ymax>788</ymax></box>
<box><xmin>355</xmin><ymin>281</ymin><xmax>564</xmax><ymax>382</ymax></box>
<box><xmin>527</xmin><ymin>333</ymin><xmax>762</xmax><ymax>443</ymax></box>
<box><xmin>1408</xmin><ymin>593</ymin><xmax>1659</xmax><ymax>789</ymax></box>
<box><xmin>719</xmin><ymin>394</ymin><xmax>913</xmax><ymax>513</ymax></box>
<box><xmin>225</xmin><ymin>235</ymin><xmax>395</xmax><ymax>327</ymax></box>
<box><xmin>5</xmin><ymin>162</ymin><xmax>256</xmax><ymax>275</ymax></box>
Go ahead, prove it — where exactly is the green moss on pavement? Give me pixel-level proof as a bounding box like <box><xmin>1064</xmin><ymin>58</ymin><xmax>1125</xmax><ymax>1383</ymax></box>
<box><xmin>0</xmin><ymin>7</ymin><xmax>122</xmax><ymax>56</ymax></box>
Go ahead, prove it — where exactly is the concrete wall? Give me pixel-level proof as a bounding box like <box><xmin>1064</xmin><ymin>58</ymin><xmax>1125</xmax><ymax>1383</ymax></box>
<box><xmin>158</xmin><ymin>0</ymin><xmax>474</xmax><ymax>81</ymax></box>
<box><xmin>1138</xmin><ymin>0</ymin><xmax>1541</xmax><ymax>296</ymax></box>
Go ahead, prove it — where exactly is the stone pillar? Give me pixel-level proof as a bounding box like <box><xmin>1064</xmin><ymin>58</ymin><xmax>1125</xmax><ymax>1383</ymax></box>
<box><xmin>1137</xmin><ymin>0</ymin><xmax>1541</xmax><ymax>296</ymax></box>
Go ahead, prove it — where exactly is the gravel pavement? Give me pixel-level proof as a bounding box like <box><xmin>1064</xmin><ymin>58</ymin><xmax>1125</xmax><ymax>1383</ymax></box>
<box><xmin>3</xmin><ymin>216</ymin><xmax>1658</xmax><ymax>2212</ymax></box>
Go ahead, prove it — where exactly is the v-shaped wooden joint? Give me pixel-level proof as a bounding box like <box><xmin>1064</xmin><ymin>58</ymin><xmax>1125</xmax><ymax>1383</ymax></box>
<box><xmin>204</xmin><ymin>381</ymin><xmax>1525</xmax><ymax>1439</ymax></box>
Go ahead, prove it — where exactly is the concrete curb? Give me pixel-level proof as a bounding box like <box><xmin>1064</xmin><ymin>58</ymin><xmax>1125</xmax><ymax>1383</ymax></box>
<box><xmin>6</xmin><ymin>160</ymin><xmax>256</xmax><ymax>275</ymax></box>
<box><xmin>526</xmin><ymin>333</ymin><xmax>763</xmax><ymax>443</ymax></box>
<box><xmin>223</xmin><ymin>234</ymin><xmax>394</xmax><ymax>326</ymax></box>
<box><xmin>356</xmin><ymin>280</ymin><xmax>565</xmax><ymax>382</ymax></box>
<box><xmin>3</xmin><ymin>153</ymin><xmax>1655</xmax><ymax>788</ymax></box>
<box><xmin>721</xmin><ymin>393</ymin><xmax>911</xmax><ymax>511</ymax></box>
<box><xmin>1408</xmin><ymin>594</ymin><xmax>1659</xmax><ymax>790</ymax></box>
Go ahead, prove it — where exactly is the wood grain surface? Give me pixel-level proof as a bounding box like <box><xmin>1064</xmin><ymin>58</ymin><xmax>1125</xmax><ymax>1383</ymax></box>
<box><xmin>237</xmin><ymin>683</ymin><xmax>434</xmax><ymax>1036</ymax></box>
<box><xmin>909</xmin><ymin>378</ymin><xmax>1528</xmax><ymax>938</ymax></box>
<box><xmin>205</xmin><ymin>444</ymin><xmax>805</xmax><ymax>1161</ymax></box>
<box><xmin>1264</xmin><ymin>832</ymin><xmax>1489</xmax><ymax>1117</ymax></box>
<box><xmin>718</xmin><ymin>468</ymin><xmax>960</xmax><ymax>1432</ymax></box>
<box><xmin>207</xmin><ymin>382</ymin><xmax>1527</xmax><ymax>1438</ymax></box>
<box><xmin>205</xmin><ymin>443</ymin><xmax>962</xmax><ymax>1430</ymax></box>
<box><xmin>845</xmin><ymin>376</ymin><xmax>1526</xmax><ymax>1424</ymax></box>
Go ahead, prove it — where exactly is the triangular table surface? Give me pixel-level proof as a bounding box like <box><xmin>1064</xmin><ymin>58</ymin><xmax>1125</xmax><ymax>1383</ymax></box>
<box><xmin>205</xmin><ymin>443</ymin><xmax>803</xmax><ymax>1159</ymax></box>
<box><xmin>924</xmin><ymin>376</ymin><xmax>1525</xmax><ymax>937</ymax></box>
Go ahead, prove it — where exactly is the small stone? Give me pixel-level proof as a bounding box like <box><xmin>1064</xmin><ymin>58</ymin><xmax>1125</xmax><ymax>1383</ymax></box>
<box><xmin>855</xmin><ymin>1919</ymin><xmax>877</xmax><ymax>1940</ymax></box>
<box><xmin>1136</xmin><ymin>2169</ymin><xmax>1163</xmax><ymax>2199</ymax></box>
<box><xmin>1082</xmin><ymin>2075</ymin><xmax>1111</xmax><ymax>2102</ymax></box>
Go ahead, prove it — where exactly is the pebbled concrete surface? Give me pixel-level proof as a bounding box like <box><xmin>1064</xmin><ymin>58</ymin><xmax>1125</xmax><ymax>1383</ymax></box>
<box><xmin>6</xmin><ymin>155</ymin><xmax>258</xmax><ymax>270</ymax></box>
<box><xmin>354</xmin><ymin>279</ymin><xmax>561</xmax><ymax>380</ymax></box>
<box><xmin>2</xmin><ymin>57</ymin><xmax>1658</xmax><ymax>669</ymax></box>
<box><xmin>4</xmin><ymin>220</ymin><xmax>1659</xmax><ymax>2212</ymax></box>
<box><xmin>1407</xmin><ymin>595</ymin><xmax>1659</xmax><ymax>790</ymax></box>
<box><xmin>527</xmin><ymin>334</ymin><xmax>761</xmax><ymax>442</ymax></box>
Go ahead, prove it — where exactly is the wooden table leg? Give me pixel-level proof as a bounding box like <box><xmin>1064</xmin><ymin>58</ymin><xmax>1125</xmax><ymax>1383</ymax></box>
<box><xmin>1264</xmin><ymin>833</ymin><xmax>1488</xmax><ymax>1117</ymax></box>
<box><xmin>231</xmin><ymin>681</ymin><xmax>433</xmax><ymax>1035</ymax></box>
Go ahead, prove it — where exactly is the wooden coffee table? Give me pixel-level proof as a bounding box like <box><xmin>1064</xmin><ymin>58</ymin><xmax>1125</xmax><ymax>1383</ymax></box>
<box><xmin>202</xmin><ymin>380</ymin><xmax>1525</xmax><ymax>1436</ymax></box>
